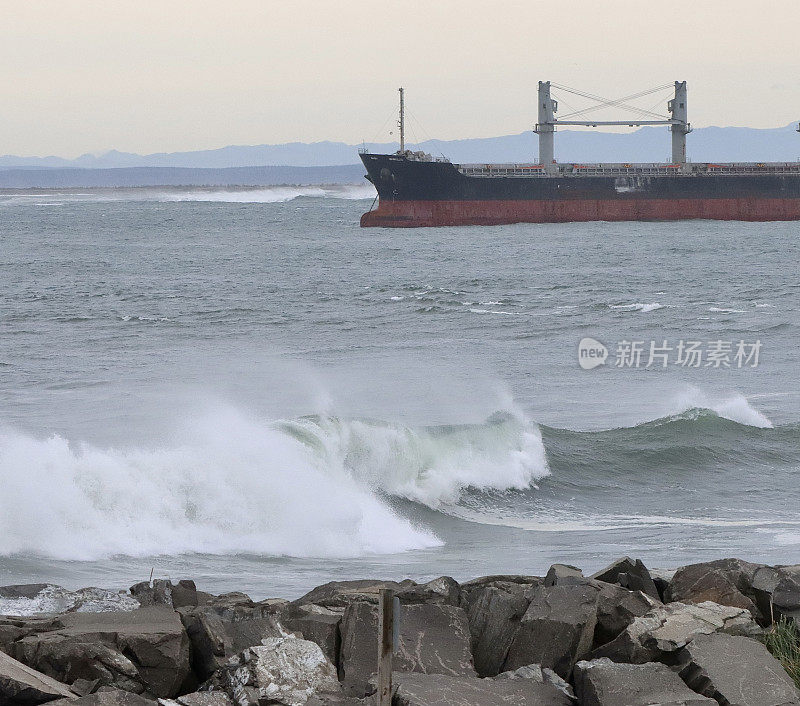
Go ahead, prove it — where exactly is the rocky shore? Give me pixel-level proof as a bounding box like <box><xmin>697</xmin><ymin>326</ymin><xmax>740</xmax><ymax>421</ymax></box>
<box><xmin>1</xmin><ymin>557</ymin><xmax>800</xmax><ymax>705</ymax></box>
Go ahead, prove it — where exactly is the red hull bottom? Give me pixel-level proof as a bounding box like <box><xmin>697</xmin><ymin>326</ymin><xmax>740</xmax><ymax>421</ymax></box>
<box><xmin>360</xmin><ymin>198</ymin><xmax>800</xmax><ymax>227</ymax></box>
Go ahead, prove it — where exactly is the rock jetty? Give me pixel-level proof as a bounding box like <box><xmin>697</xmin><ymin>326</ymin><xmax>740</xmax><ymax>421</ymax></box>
<box><xmin>1</xmin><ymin>557</ymin><xmax>799</xmax><ymax>705</ymax></box>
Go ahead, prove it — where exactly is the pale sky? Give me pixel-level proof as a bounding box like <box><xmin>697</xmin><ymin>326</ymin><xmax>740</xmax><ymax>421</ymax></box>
<box><xmin>2</xmin><ymin>0</ymin><xmax>799</xmax><ymax>157</ymax></box>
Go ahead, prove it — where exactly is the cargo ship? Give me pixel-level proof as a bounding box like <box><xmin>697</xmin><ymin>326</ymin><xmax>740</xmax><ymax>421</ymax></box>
<box><xmin>360</xmin><ymin>83</ymin><xmax>800</xmax><ymax>227</ymax></box>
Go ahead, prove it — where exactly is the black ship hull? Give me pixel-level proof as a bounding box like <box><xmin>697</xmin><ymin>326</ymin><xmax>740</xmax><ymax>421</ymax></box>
<box><xmin>360</xmin><ymin>153</ymin><xmax>800</xmax><ymax>227</ymax></box>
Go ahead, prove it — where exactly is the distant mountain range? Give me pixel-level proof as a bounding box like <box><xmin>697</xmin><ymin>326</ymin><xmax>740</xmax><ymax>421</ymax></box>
<box><xmin>0</xmin><ymin>165</ymin><xmax>366</xmax><ymax>189</ymax></box>
<box><xmin>3</xmin><ymin>124</ymin><xmax>800</xmax><ymax>169</ymax></box>
<box><xmin>1</xmin><ymin>124</ymin><xmax>798</xmax><ymax>188</ymax></box>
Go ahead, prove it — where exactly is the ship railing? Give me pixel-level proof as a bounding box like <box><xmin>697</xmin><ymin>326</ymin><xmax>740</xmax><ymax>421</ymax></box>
<box><xmin>457</xmin><ymin>162</ymin><xmax>800</xmax><ymax>177</ymax></box>
<box><xmin>458</xmin><ymin>164</ymin><xmax>550</xmax><ymax>177</ymax></box>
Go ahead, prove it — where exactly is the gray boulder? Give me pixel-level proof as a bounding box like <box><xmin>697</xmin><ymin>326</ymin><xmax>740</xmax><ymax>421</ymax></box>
<box><xmin>574</xmin><ymin>657</ymin><xmax>715</xmax><ymax>706</ymax></box>
<box><xmin>459</xmin><ymin>576</ymin><xmax>542</xmax><ymax>599</ymax></box>
<box><xmin>492</xmin><ymin>663</ymin><xmax>575</xmax><ymax>701</ymax></box>
<box><xmin>591</xmin><ymin>557</ymin><xmax>660</xmax><ymax>602</ymax></box>
<box><xmin>339</xmin><ymin>602</ymin><xmax>474</xmax><ymax>696</ymax></box>
<box><xmin>592</xmin><ymin>600</ymin><xmax>761</xmax><ymax>664</ymax></box>
<box><xmin>162</xmin><ymin>693</ymin><xmax>234</xmax><ymax>706</ymax></box>
<box><xmin>397</xmin><ymin>577</ymin><xmax>461</xmax><ymax>607</ymax></box>
<box><xmin>0</xmin><ymin>585</ymin><xmax>54</xmax><ymax>600</ymax></box>
<box><xmin>0</xmin><ymin>615</ymin><xmax>64</xmax><ymax>655</ymax></box>
<box><xmin>772</xmin><ymin>567</ymin><xmax>800</xmax><ymax>622</ymax></box>
<box><xmin>293</xmin><ymin>581</ymin><xmax>406</xmax><ymax>611</ymax></box>
<box><xmin>666</xmin><ymin>558</ymin><xmax>766</xmax><ymax>623</ymax></box>
<box><xmin>593</xmin><ymin>581</ymin><xmax>657</xmax><ymax>648</ymax></box>
<box><xmin>392</xmin><ymin>671</ymin><xmax>574</xmax><ymax>705</ymax></box>
<box><xmin>0</xmin><ymin>649</ymin><xmax>77</xmax><ymax>704</ymax></box>
<box><xmin>304</xmin><ymin>697</ymin><xmax>368</xmax><ymax>706</ymax></box>
<box><xmin>543</xmin><ymin>565</ymin><xmax>583</xmax><ymax>587</ymax></box>
<box><xmin>201</xmin><ymin>637</ymin><xmax>341</xmax><ymax>706</ymax></box>
<box><xmin>279</xmin><ymin>605</ymin><xmax>342</xmax><ymax>670</ymax></box>
<box><xmin>130</xmin><ymin>580</ymin><xmax>210</xmax><ymax>611</ymax></box>
<box><xmin>11</xmin><ymin>606</ymin><xmax>190</xmax><ymax>697</ymax></box>
<box><xmin>49</xmin><ymin>690</ymin><xmax>153</xmax><ymax>706</ymax></box>
<box><xmin>178</xmin><ymin>593</ymin><xmax>282</xmax><ymax>680</ymax></box>
<box><xmin>461</xmin><ymin>580</ymin><xmax>531</xmax><ymax>677</ymax></box>
<box><xmin>676</xmin><ymin>632</ymin><xmax>800</xmax><ymax>706</ymax></box>
<box><xmin>503</xmin><ymin>583</ymin><xmax>598</xmax><ymax>678</ymax></box>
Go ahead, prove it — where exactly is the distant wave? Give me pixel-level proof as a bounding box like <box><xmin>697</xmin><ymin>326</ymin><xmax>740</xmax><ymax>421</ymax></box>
<box><xmin>609</xmin><ymin>302</ymin><xmax>664</xmax><ymax>313</ymax></box>
<box><xmin>0</xmin><ymin>184</ymin><xmax>374</xmax><ymax>206</ymax></box>
<box><xmin>157</xmin><ymin>184</ymin><xmax>374</xmax><ymax>203</ymax></box>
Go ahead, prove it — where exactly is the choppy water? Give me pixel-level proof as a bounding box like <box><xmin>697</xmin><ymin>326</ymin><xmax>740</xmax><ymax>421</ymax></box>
<box><xmin>1</xmin><ymin>186</ymin><xmax>798</xmax><ymax>600</ymax></box>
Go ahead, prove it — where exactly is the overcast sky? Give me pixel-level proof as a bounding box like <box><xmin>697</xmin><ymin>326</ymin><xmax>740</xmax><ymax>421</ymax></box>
<box><xmin>2</xmin><ymin>0</ymin><xmax>799</xmax><ymax>157</ymax></box>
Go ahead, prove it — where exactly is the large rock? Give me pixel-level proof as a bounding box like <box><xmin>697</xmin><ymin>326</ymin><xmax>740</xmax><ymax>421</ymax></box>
<box><xmin>503</xmin><ymin>583</ymin><xmax>598</xmax><ymax>678</ymax></box>
<box><xmin>591</xmin><ymin>557</ymin><xmax>660</xmax><ymax>602</ymax></box>
<box><xmin>165</xmin><ymin>693</ymin><xmax>234</xmax><ymax>706</ymax></box>
<box><xmin>178</xmin><ymin>593</ymin><xmax>282</xmax><ymax>680</ymax></box>
<box><xmin>397</xmin><ymin>577</ymin><xmax>461</xmax><ymax>607</ymax></box>
<box><xmin>0</xmin><ymin>615</ymin><xmax>64</xmax><ymax>656</ymax></box>
<box><xmin>392</xmin><ymin>671</ymin><xmax>574</xmax><ymax>706</ymax></box>
<box><xmin>574</xmin><ymin>657</ymin><xmax>715</xmax><ymax>706</ymax></box>
<box><xmin>459</xmin><ymin>576</ymin><xmax>542</xmax><ymax>599</ymax></box>
<box><xmin>11</xmin><ymin>606</ymin><xmax>190</xmax><ymax>698</ymax></box>
<box><xmin>49</xmin><ymin>690</ymin><xmax>153</xmax><ymax>706</ymax></box>
<box><xmin>666</xmin><ymin>558</ymin><xmax>767</xmax><ymax>623</ymax></box>
<box><xmin>593</xmin><ymin>581</ymin><xmax>657</xmax><ymax>648</ymax></box>
<box><xmin>461</xmin><ymin>580</ymin><xmax>531</xmax><ymax>677</ymax></box>
<box><xmin>592</xmin><ymin>600</ymin><xmax>761</xmax><ymax>664</ymax></box>
<box><xmin>676</xmin><ymin>632</ymin><xmax>800</xmax><ymax>706</ymax></box>
<box><xmin>278</xmin><ymin>604</ymin><xmax>342</xmax><ymax>670</ymax></box>
<box><xmin>771</xmin><ymin>567</ymin><xmax>800</xmax><ymax>622</ymax></box>
<box><xmin>492</xmin><ymin>663</ymin><xmax>575</xmax><ymax>701</ymax></box>
<box><xmin>201</xmin><ymin>637</ymin><xmax>340</xmax><ymax>706</ymax></box>
<box><xmin>130</xmin><ymin>580</ymin><xmax>206</xmax><ymax>610</ymax></box>
<box><xmin>293</xmin><ymin>581</ymin><xmax>406</xmax><ymax>611</ymax></box>
<box><xmin>0</xmin><ymin>649</ymin><xmax>77</xmax><ymax>704</ymax></box>
<box><xmin>339</xmin><ymin>602</ymin><xmax>474</xmax><ymax>696</ymax></box>
<box><xmin>543</xmin><ymin>565</ymin><xmax>583</xmax><ymax>587</ymax></box>
<box><xmin>304</xmin><ymin>696</ymin><xmax>368</xmax><ymax>706</ymax></box>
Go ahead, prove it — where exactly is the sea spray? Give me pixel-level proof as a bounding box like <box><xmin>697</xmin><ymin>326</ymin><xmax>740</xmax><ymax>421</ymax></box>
<box><xmin>0</xmin><ymin>406</ymin><xmax>547</xmax><ymax>561</ymax></box>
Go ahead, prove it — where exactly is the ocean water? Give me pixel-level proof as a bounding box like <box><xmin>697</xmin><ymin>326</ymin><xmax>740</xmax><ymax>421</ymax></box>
<box><xmin>0</xmin><ymin>185</ymin><xmax>798</xmax><ymax>601</ymax></box>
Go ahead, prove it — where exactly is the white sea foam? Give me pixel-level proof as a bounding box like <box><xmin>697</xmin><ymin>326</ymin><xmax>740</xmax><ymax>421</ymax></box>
<box><xmin>0</xmin><ymin>406</ymin><xmax>547</xmax><ymax>561</ymax></box>
<box><xmin>0</xmin><ymin>585</ymin><xmax>139</xmax><ymax>617</ymax></box>
<box><xmin>709</xmin><ymin>306</ymin><xmax>746</xmax><ymax>313</ymax></box>
<box><xmin>609</xmin><ymin>302</ymin><xmax>664</xmax><ymax>313</ymax></box>
<box><xmin>469</xmin><ymin>308</ymin><xmax>522</xmax><ymax>316</ymax></box>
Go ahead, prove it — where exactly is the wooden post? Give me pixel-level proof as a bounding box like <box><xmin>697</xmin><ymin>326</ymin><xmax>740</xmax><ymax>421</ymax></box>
<box><xmin>377</xmin><ymin>588</ymin><xmax>394</xmax><ymax>706</ymax></box>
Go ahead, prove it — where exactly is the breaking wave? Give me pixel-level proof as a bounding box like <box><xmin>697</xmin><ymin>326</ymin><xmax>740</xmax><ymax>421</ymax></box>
<box><xmin>157</xmin><ymin>184</ymin><xmax>374</xmax><ymax>203</ymax></box>
<box><xmin>0</xmin><ymin>184</ymin><xmax>374</xmax><ymax>207</ymax></box>
<box><xmin>663</xmin><ymin>388</ymin><xmax>773</xmax><ymax>428</ymax></box>
<box><xmin>0</xmin><ymin>407</ymin><xmax>547</xmax><ymax>561</ymax></box>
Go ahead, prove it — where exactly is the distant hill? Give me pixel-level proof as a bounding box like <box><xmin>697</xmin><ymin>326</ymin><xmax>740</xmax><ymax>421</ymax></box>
<box><xmin>1</xmin><ymin>124</ymin><xmax>799</xmax><ymax>187</ymax></box>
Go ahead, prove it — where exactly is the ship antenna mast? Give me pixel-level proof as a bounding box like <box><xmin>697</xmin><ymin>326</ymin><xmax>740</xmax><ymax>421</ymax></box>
<box><xmin>398</xmin><ymin>87</ymin><xmax>405</xmax><ymax>153</ymax></box>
